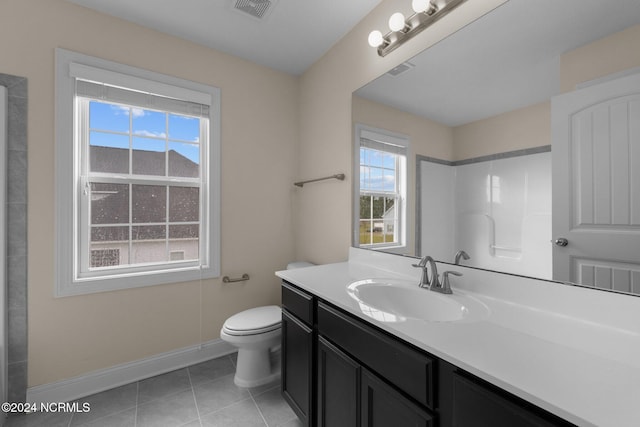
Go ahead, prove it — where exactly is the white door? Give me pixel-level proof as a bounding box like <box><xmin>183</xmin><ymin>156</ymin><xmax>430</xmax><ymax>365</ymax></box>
<box><xmin>552</xmin><ymin>72</ymin><xmax>640</xmax><ymax>293</ymax></box>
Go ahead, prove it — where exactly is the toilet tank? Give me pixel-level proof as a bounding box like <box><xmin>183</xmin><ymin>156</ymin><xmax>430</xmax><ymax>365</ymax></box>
<box><xmin>286</xmin><ymin>262</ymin><xmax>314</xmax><ymax>270</ymax></box>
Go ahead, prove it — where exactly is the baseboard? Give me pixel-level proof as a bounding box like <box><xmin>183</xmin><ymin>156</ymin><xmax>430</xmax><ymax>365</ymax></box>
<box><xmin>26</xmin><ymin>339</ymin><xmax>235</xmax><ymax>404</ymax></box>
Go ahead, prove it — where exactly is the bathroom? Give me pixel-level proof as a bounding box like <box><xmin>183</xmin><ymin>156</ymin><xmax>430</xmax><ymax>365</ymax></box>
<box><xmin>1</xmin><ymin>0</ymin><xmax>639</xmax><ymax>426</ymax></box>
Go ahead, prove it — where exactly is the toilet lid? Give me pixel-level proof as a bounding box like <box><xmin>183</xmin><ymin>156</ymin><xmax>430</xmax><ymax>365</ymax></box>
<box><xmin>223</xmin><ymin>305</ymin><xmax>282</xmax><ymax>335</ymax></box>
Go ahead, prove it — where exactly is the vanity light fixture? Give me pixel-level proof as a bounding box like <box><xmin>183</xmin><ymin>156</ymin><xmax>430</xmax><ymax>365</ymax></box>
<box><xmin>388</xmin><ymin>12</ymin><xmax>407</xmax><ymax>32</ymax></box>
<box><xmin>368</xmin><ymin>0</ymin><xmax>467</xmax><ymax>57</ymax></box>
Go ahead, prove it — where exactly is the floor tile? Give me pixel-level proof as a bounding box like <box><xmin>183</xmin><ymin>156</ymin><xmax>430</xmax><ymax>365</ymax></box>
<box><xmin>75</xmin><ymin>407</ymin><xmax>136</xmax><ymax>427</ymax></box>
<box><xmin>70</xmin><ymin>383</ymin><xmax>137</xmax><ymax>426</ymax></box>
<box><xmin>200</xmin><ymin>398</ymin><xmax>266</xmax><ymax>427</ymax></box>
<box><xmin>248</xmin><ymin>379</ymin><xmax>280</xmax><ymax>398</ymax></box>
<box><xmin>193</xmin><ymin>374</ymin><xmax>251</xmax><ymax>417</ymax></box>
<box><xmin>276</xmin><ymin>418</ymin><xmax>304</xmax><ymax>427</ymax></box>
<box><xmin>253</xmin><ymin>387</ymin><xmax>299</xmax><ymax>427</ymax></box>
<box><xmin>4</xmin><ymin>410</ymin><xmax>72</xmax><ymax>427</ymax></box>
<box><xmin>188</xmin><ymin>355</ymin><xmax>236</xmax><ymax>386</ymax></box>
<box><xmin>137</xmin><ymin>368</ymin><xmax>191</xmax><ymax>404</ymax></box>
<box><xmin>136</xmin><ymin>389</ymin><xmax>198</xmax><ymax>427</ymax></box>
<box><xmin>3</xmin><ymin>352</ymin><xmax>302</xmax><ymax>427</ymax></box>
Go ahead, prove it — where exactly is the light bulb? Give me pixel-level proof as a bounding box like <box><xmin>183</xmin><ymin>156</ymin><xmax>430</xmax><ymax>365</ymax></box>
<box><xmin>368</xmin><ymin>30</ymin><xmax>384</xmax><ymax>48</ymax></box>
<box><xmin>412</xmin><ymin>0</ymin><xmax>430</xmax><ymax>13</ymax></box>
<box><xmin>388</xmin><ymin>12</ymin><xmax>405</xmax><ymax>32</ymax></box>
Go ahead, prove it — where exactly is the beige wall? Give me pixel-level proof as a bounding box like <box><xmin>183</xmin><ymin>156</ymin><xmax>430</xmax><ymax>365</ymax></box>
<box><xmin>295</xmin><ymin>0</ymin><xmax>508</xmax><ymax>265</ymax></box>
<box><xmin>561</xmin><ymin>24</ymin><xmax>640</xmax><ymax>93</ymax></box>
<box><xmin>353</xmin><ymin>95</ymin><xmax>550</xmax><ymax>163</ymax></box>
<box><xmin>352</xmin><ymin>96</ymin><xmax>454</xmax><ymax>161</ymax></box>
<box><xmin>452</xmin><ymin>101</ymin><xmax>551</xmax><ymax>161</ymax></box>
<box><xmin>1</xmin><ymin>0</ymin><xmax>297</xmax><ymax>386</ymax></box>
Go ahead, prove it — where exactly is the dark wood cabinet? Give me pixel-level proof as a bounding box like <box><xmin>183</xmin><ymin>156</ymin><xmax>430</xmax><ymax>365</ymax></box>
<box><xmin>281</xmin><ymin>283</ymin><xmax>315</xmax><ymax>427</ymax></box>
<box><xmin>317</xmin><ymin>337</ymin><xmax>360</xmax><ymax>427</ymax></box>
<box><xmin>281</xmin><ymin>281</ymin><xmax>575</xmax><ymax>427</ymax></box>
<box><xmin>317</xmin><ymin>302</ymin><xmax>434</xmax><ymax>409</ymax></box>
<box><xmin>449</xmin><ymin>372</ymin><xmax>574</xmax><ymax>427</ymax></box>
<box><xmin>317</xmin><ymin>329</ymin><xmax>432</xmax><ymax>427</ymax></box>
<box><xmin>361</xmin><ymin>369</ymin><xmax>434</xmax><ymax>427</ymax></box>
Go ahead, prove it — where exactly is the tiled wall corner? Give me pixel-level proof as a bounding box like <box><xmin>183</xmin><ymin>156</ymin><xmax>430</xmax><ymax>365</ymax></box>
<box><xmin>1</xmin><ymin>73</ymin><xmax>28</xmax><ymax>404</ymax></box>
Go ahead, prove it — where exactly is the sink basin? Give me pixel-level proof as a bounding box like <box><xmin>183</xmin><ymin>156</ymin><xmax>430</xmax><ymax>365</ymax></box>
<box><xmin>347</xmin><ymin>278</ymin><xmax>489</xmax><ymax>323</ymax></box>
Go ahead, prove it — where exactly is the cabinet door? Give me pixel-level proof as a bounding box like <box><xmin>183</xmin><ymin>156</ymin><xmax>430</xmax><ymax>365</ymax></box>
<box><xmin>452</xmin><ymin>373</ymin><xmax>571</xmax><ymax>427</ymax></box>
<box><xmin>282</xmin><ymin>309</ymin><xmax>314</xmax><ymax>427</ymax></box>
<box><xmin>317</xmin><ymin>337</ymin><xmax>360</xmax><ymax>427</ymax></box>
<box><xmin>361</xmin><ymin>370</ymin><xmax>434</xmax><ymax>427</ymax></box>
<box><xmin>318</xmin><ymin>302</ymin><xmax>434</xmax><ymax>408</ymax></box>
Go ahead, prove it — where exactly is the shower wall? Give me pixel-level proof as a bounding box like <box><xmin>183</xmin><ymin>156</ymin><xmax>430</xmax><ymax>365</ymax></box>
<box><xmin>421</xmin><ymin>150</ymin><xmax>551</xmax><ymax>279</ymax></box>
<box><xmin>455</xmin><ymin>151</ymin><xmax>551</xmax><ymax>279</ymax></box>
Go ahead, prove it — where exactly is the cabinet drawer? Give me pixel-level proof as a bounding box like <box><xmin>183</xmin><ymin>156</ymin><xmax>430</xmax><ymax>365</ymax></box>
<box><xmin>317</xmin><ymin>302</ymin><xmax>434</xmax><ymax>409</ymax></box>
<box><xmin>282</xmin><ymin>281</ymin><xmax>314</xmax><ymax>325</ymax></box>
<box><xmin>452</xmin><ymin>373</ymin><xmax>575</xmax><ymax>427</ymax></box>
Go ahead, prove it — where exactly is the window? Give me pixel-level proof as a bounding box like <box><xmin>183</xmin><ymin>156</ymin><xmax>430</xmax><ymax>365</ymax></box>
<box><xmin>55</xmin><ymin>49</ymin><xmax>220</xmax><ymax>296</ymax></box>
<box><xmin>354</xmin><ymin>125</ymin><xmax>407</xmax><ymax>249</ymax></box>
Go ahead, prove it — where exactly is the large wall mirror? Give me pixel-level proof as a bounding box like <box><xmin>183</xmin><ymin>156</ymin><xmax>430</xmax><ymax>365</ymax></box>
<box><xmin>353</xmin><ymin>0</ymin><xmax>640</xmax><ymax>295</ymax></box>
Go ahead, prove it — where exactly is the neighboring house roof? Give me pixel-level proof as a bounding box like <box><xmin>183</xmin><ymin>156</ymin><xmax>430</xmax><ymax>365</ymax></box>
<box><xmin>91</xmin><ymin>145</ymin><xmax>199</xmax><ymax>177</ymax></box>
<box><xmin>90</xmin><ymin>146</ymin><xmax>199</xmax><ymax>241</ymax></box>
<box><xmin>382</xmin><ymin>204</ymin><xmax>395</xmax><ymax>220</ymax></box>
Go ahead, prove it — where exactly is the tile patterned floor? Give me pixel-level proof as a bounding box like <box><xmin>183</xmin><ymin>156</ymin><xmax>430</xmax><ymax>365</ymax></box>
<box><xmin>5</xmin><ymin>353</ymin><xmax>302</xmax><ymax>427</ymax></box>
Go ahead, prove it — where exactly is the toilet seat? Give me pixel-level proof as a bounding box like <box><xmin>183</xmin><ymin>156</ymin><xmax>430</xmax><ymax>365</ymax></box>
<box><xmin>223</xmin><ymin>305</ymin><xmax>282</xmax><ymax>336</ymax></box>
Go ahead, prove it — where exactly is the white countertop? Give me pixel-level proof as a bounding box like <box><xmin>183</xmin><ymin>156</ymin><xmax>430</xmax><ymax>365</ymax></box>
<box><xmin>276</xmin><ymin>248</ymin><xmax>640</xmax><ymax>427</ymax></box>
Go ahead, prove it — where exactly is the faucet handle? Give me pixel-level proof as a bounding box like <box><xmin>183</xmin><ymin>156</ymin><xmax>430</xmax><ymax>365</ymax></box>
<box><xmin>412</xmin><ymin>262</ymin><xmax>430</xmax><ymax>288</ymax></box>
<box><xmin>441</xmin><ymin>271</ymin><xmax>463</xmax><ymax>294</ymax></box>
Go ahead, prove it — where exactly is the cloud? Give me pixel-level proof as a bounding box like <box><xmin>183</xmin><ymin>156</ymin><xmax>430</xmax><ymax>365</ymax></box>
<box><xmin>131</xmin><ymin>107</ymin><xmax>146</xmax><ymax>118</ymax></box>
<box><xmin>109</xmin><ymin>105</ymin><xmax>146</xmax><ymax>118</ymax></box>
<box><xmin>134</xmin><ymin>130</ymin><xmax>167</xmax><ymax>138</ymax></box>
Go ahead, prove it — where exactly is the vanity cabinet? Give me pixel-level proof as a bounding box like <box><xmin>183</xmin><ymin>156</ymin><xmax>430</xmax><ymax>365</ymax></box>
<box><xmin>282</xmin><ymin>281</ymin><xmax>575</xmax><ymax>427</ymax></box>
<box><xmin>317</xmin><ymin>335</ymin><xmax>433</xmax><ymax>427</ymax></box>
<box><xmin>281</xmin><ymin>282</ymin><xmax>315</xmax><ymax>426</ymax></box>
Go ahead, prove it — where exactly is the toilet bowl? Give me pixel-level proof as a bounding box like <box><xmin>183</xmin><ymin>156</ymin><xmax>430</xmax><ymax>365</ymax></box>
<box><xmin>221</xmin><ymin>305</ymin><xmax>282</xmax><ymax>387</ymax></box>
<box><xmin>221</xmin><ymin>261</ymin><xmax>314</xmax><ymax>387</ymax></box>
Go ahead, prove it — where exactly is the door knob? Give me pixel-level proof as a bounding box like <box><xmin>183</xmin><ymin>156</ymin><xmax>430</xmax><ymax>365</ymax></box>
<box><xmin>554</xmin><ymin>237</ymin><xmax>569</xmax><ymax>247</ymax></box>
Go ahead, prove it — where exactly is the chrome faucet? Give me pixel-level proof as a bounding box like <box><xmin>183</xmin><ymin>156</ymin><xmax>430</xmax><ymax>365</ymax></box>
<box><xmin>454</xmin><ymin>250</ymin><xmax>470</xmax><ymax>265</ymax></box>
<box><xmin>412</xmin><ymin>255</ymin><xmax>433</xmax><ymax>288</ymax></box>
<box><xmin>413</xmin><ymin>256</ymin><xmax>441</xmax><ymax>290</ymax></box>
<box><xmin>413</xmin><ymin>255</ymin><xmax>461</xmax><ymax>294</ymax></box>
<box><xmin>439</xmin><ymin>271</ymin><xmax>462</xmax><ymax>294</ymax></box>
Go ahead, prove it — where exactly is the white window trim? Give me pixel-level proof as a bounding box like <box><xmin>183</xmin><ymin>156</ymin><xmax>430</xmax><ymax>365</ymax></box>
<box><xmin>353</xmin><ymin>124</ymin><xmax>408</xmax><ymax>252</ymax></box>
<box><xmin>55</xmin><ymin>48</ymin><xmax>221</xmax><ymax>297</ymax></box>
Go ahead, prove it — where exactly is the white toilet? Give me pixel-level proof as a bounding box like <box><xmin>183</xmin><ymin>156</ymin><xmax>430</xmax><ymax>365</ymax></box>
<box><xmin>221</xmin><ymin>262</ymin><xmax>313</xmax><ymax>387</ymax></box>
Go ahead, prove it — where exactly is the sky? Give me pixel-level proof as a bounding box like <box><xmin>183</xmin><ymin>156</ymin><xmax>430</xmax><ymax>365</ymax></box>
<box><xmin>89</xmin><ymin>100</ymin><xmax>201</xmax><ymax>165</ymax></box>
<box><xmin>360</xmin><ymin>147</ymin><xmax>397</xmax><ymax>192</ymax></box>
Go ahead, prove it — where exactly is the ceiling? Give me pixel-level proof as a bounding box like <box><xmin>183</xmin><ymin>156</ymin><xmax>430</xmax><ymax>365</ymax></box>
<box><xmin>355</xmin><ymin>0</ymin><xmax>640</xmax><ymax>127</ymax></box>
<box><xmin>66</xmin><ymin>0</ymin><xmax>383</xmax><ymax>76</ymax></box>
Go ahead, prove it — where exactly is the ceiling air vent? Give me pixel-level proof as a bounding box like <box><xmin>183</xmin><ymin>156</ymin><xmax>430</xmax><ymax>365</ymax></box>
<box><xmin>232</xmin><ymin>0</ymin><xmax>277</xmax><ymax>20</ymax></box>
<box><xmin>387</xmin><ymin>61</ymin><xmax>415</xmax><ymax>77</ymax></box>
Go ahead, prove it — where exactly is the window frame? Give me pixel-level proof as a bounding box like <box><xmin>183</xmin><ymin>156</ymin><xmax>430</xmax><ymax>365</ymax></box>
<box><xmin>55</xmin><ymin>49</ymin><xmax>221</xmax><ymax>297</ymax></box>
<box><xmin>353</xmin><ymin>124</ymin><xmax>408</xmax><ymax>251</ymax></box>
